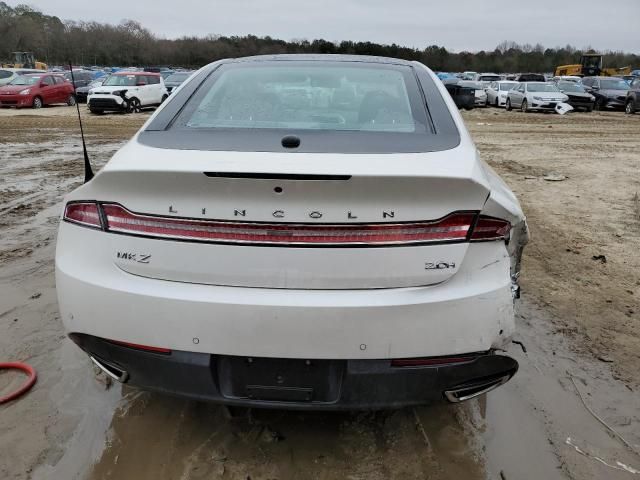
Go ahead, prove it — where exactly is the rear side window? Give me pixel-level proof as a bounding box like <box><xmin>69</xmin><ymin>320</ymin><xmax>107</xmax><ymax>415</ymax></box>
<box><xmin>0</xmin><ymin>70</ymin><xmax>12</xmax><ymax>79</ymax></box>
<box><xmin>147</xmin><ymin>75</ymin><xmax>160</xmax><ymax>85</ymax></box>
<box><xmin>180</xmin><ymin>65</ymin><xmax>421</xmax><ymax>133</ymax></box>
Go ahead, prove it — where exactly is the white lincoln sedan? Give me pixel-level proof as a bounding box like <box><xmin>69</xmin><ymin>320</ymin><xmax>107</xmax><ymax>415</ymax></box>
<box><xmin>56</xmin><ymin>55</ymin><xmax>528</xmax><ymax>409</ymax></box>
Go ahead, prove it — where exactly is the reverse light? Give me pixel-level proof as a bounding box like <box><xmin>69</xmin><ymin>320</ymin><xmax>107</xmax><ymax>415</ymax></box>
<box><xmin>63</xmin><ymin>202</ymin><xmax>102</xmax><ymax>229</ymax></box>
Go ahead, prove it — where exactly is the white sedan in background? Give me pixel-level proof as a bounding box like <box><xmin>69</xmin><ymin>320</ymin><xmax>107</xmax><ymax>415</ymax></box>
<box><xmin>486</xmin><ymin>81</ymin><xmax>518</xmax><ymax>107</ymax></box>
<box><xmin>506</xmin><ymin>82</ymin><xmax>568</xmax><ymax>112</ymax></box>
<box><xmin>458</xmin><ymin>80</ymin><xmax>488</xmax><ymax>107</ymax></box>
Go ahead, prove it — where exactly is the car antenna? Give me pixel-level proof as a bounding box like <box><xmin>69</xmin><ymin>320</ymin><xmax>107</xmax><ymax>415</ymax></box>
<box><xmin>68</xmin><ymin>62</ymin><xmax>94</xmax><ymax>182</ymax></box>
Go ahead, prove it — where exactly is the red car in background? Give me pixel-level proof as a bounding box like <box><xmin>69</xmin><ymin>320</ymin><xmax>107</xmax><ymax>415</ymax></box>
<box><xmin>0</xmin><ymin>73</ymin><xmax>76</xmax><ymax>109</ymax></box>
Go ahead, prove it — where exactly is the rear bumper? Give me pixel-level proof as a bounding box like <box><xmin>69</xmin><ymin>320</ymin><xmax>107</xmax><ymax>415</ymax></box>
<box><xmin>71</xmin><ymin>333</ymin><xmax>518</xmax><ymax>409</ymax></box>
<box><xmin>56</xmin><ymin>223</ymin><xmax>517</xmax><ymax>360</ymax></box>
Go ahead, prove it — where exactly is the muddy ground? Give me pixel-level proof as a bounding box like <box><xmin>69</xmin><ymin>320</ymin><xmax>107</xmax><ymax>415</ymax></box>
<box><xmin>0</xmin><ymin>105</ymin><xmax>639</xmax><ymax>480</ymax></box>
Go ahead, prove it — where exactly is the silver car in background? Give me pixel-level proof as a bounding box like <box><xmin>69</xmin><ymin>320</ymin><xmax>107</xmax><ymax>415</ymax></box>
<box><xmin>506</xmin><ymin>82</ymin><xmax>568</xmax><ymax>112</ymax></box>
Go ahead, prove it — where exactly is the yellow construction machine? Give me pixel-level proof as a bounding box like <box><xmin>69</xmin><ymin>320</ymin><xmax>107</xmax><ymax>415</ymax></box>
<box><xmin>555</xmin><ymin>53</ymin><xmax>631</xmax><ymax>77</ymax></box>
<box><xmin>2</xmin><ymin>52</ymin><xmax>47</xmax><ymax>70</ymax></box>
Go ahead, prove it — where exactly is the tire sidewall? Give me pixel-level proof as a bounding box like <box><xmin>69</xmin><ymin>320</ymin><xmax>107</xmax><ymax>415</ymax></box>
<box><xmin>32</xmin><ymin>96</ymin><xmax>43</xmax><ymax>109</ymax></box>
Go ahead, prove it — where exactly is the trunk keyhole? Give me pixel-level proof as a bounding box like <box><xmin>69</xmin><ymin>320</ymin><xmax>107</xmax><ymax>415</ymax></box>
<box><xmin>274</xmin><ymin>186</ymin><xmax>283</xmax><ymax>194</ymax></box>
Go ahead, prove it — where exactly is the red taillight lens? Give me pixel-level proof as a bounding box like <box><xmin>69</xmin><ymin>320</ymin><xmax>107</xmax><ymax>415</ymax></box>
<box><xmin>470</xmin><ymin>216</ymin><xmax>511</xmax><ymax>241</ymax></box>
<box><xmin>391</xmin><ymin>355</ymin><xmax>479</xmax><ymax>367</ymax></box>
<box><xmin>63</xmin><ymin>202</ymin><xmax>102</xmax><ymax>229</ymax></box>
<box><xmin>102</xmin><ymin>204</ymin><xmax>476</xmax><ymax>246</ymax></box>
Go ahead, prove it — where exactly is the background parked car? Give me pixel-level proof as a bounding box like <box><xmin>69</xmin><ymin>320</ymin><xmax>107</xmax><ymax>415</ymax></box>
<box><xmin>75</xmin><ymin>78</ymin><xmax>105</xmax><ymax>103</ymax></box>
<box><xmin>506</xmin><ymin>82</ymin><xmax>568</xmax><ymax>112</ymax></box>
<box><xmin>554</xmin><ymin>81</ymin><xmax>595</xmax><ymax>111</ymax></box>
<box><xmin>582</xmin><ymin>77</ymin><xmax>630</xmax><ymax>110</ymax></box>
<box><xmin>625</xmin><ymin>77</ymin><xmax>640</xmax><ymax>114</ymax></box>
<box><xmin>88</xmin><ymin>71</ymin><xmax>168</xmax><ymax>113</ymax></box>
<box><xmin>458</xmin><ymin>80</ymin><xmax>488</xmax><ymax>107</ymax></box>
<box><xmin>64</xmin><ymin>70</ymin><xmax>95</xmax><ymax>88</ymax></box>
<box><xmin>486</xmin><ymin>80</ymin><xmax>518</xmax><ymax>107</ymax></box>
<box><xmin>164</xmin><ymin>71</ymin><xmax>194</xmax><ymax>94</ymax></box>
<box><xmin>441</xmin><ymin>78</ymin><xmax>476</xmax><ymax>110</ymax></box>
<box><xmin>0</xmin><ymin>73</ymin><xmax>75</xmax><ymax>108</ymax></box>
<box><xmin>475</xmin><ymin>73</ymin><xmax>501</xmax><ymax>86</ymax></box>
<box><xmin>0</xmin><ymin>67</ymin><xmax>42</xmax><ymax>86</ymax></box>
<box><xmin>516</xmin><ymin>73</ymin><xmax>546</xmax><ymax>82</ymax></box>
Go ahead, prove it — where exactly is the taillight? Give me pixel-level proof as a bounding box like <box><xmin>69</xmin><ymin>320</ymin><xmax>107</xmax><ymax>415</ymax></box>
<box><xmin>62</xmin><ymin>202</ymin><xmax>511</xmax><ymax>246</ymax></box>
<box><xmin>101</xmin><ymin>204</ymin><xmax>476</xmax><ymax>246</ymax></box>
<box><xmin>470</xmin><ymin>216</ymin><xmax>510</xmax><ymax>241</ymax></box>
<box><xmin>63</xmin><ymin>202</ymin><xmax>102</xmax><ymax>229</ymax></box>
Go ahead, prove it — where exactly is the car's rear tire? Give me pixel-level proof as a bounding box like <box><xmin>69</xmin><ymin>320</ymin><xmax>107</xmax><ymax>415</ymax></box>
<box><xmin>161</xmin><ymin>94</ymin><xmax>168</xmax><ymax>104</ymax></box>
<box><xmin>67</xmin><ymin>94</ymin><xmax>76</xmax><ymax>106</ymax></box>
<box><xmin>505</xmin><ymin>98</ymin><xmax>512</xmax><ymax>111</ymax></box>
<box><xmin>126</xmin><ymin>98</ymin><xmax>141</xmax><ymax>113</ymax></box>
<box><xmin>495</xmin><ymin>98</ymin><xmax>499</xmax><ymax>107</ymax></box>
<box><xmin>625</xmin><ymin>100</ymin><xmax>636</xmax><ymax>115</ymax></box>
<box><xmin>32</xmin><ymin>96</ymin><xmax>43</xmax><ymax>109</ymax></box>
<box><xmin>520</xmin><ymin>99</ymin><xmax>528</xmax><ymax>112</ymax></box>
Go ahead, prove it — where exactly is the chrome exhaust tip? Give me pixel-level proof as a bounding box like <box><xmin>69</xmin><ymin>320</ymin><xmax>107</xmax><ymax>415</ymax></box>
<box><xmin>90</xmin><ymin>355</ymin><xmax>129</xmax><ymax>383</ymax></box>
<box><xmin>444</xmin><ymin>373</ymin><xmax>512</xmax><ymax>403</ymax></box>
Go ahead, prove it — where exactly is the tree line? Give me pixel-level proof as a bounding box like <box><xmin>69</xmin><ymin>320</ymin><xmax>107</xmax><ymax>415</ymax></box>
<box><xmin>1</xmin><ymin>2</ymin><xmax>638</xmax><ymax>73</ymax></box>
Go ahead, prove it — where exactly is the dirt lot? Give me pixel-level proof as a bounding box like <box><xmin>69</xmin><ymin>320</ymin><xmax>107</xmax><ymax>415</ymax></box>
<box><xmin>1</xmin><ymin>105</ymin><xmax>639</xmax><ymax>480</ymax></box>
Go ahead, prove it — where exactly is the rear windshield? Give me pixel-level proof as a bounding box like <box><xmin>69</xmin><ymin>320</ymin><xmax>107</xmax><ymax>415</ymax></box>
<box><xmin>141</xmin><ymin>59</ymin><xmax>461</xmax><ymax>154</ymax></box>
<box><xmin>479</xmin><ymin>75</ymin><xmax>500</xmax><ymax>82</ymax></box>
<box><xmin>103</xmin><ymin>75</ymin><xmax>139</xmax><ymax>86</ymax></box>
<box><xmin>179</xmin><ymin>64</ymin><xmax>422</xmax><ymax>133</ymax></box>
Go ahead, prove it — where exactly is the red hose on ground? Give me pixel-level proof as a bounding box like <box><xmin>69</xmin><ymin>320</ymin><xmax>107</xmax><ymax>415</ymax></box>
<box><xmin>0</xmin><ymin>362</ymin><xmax>37</xmax><ymax>405</ymax></box>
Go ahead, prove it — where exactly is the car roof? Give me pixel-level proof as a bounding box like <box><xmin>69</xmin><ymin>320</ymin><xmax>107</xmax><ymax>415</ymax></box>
<box><xmin>113</xmin><ymin>71</ymin><xmax>160</xmax><ymax>76</ymax></box>
<box><xmin>221</xmin><ymin>54</ymin><xmax>415</xmax><ymax>66</ymax></box>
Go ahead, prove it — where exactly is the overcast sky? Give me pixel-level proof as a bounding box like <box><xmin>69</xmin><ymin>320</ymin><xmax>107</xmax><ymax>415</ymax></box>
<box><xmin>16</xmin><ymin>0</ymin><xmax>640</xmax><ymax>53</ymax></box>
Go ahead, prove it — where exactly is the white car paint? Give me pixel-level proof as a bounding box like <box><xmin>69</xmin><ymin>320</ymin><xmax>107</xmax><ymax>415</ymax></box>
<box><xmin>56</xmin><ymin>57</ymin><xmax>528</xmax><ymax>399</ymax></box>
<box><xmin>486</xmin><ymin>81</ymin><xmax>518</xmax><ymax>107</ymax></box>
